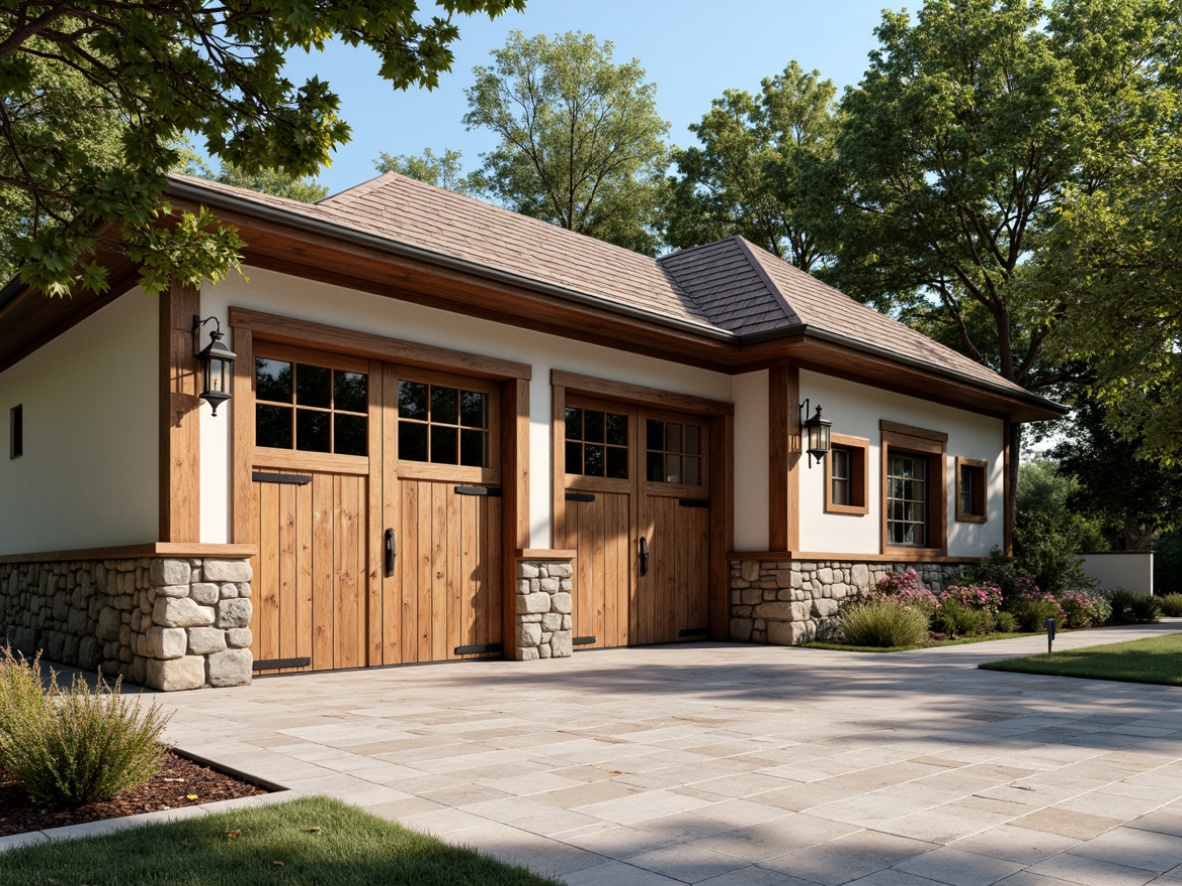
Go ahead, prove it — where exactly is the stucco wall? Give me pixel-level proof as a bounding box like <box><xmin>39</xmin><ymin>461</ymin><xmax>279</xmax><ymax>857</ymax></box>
<box><xmin>201</xmin><ymin>267</ymin><xmax>735</xmax><ymax>548</ymax></box>
<box><xmin>1078</xmin><ymin>552</ymin><xmax>1154</xmax><ymax>596</ymax></box>
<box><xmin>0</xmin><ymin>292</ymin><xmax>158</xmax><ymax>555</ymax></box>
<box><xmin>731</xmin><ymin>371</ymin><xmax>770</xmax><ymax>551</ymax></box>
<box><xmin>796</xmin><ymin>370</ymin><xmax>1006</xmax><ymax>557</ymax></box>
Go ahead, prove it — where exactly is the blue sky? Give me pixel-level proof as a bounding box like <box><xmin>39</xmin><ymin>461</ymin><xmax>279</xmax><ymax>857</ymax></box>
<box><xmin>278</xmin><ymin>0</ymin><xmax>908</xmax><ymax>194</ymax></box>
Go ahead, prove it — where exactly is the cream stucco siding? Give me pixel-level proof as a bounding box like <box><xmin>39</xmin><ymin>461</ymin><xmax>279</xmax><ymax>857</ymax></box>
<box><xmin>731</xmin><ymin>370</ymin><xmax>770</xmax><ymax>551</ymax></box>
<box><xmin>0</xmin><ymin>291</ymin><xmax>158</xmax><ymax>555</ymax></box>
<box><xmin>201</xmin><ymin>267</ymin><xmax>734</xmax><ymax>549</ymax></box>
<box><xmin>796</xmin><ymin>370</ymin><xmax>1005</xmax><ymax>557</ymax></box>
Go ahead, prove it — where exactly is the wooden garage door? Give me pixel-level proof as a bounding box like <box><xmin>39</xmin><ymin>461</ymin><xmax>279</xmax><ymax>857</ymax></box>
<box><xmin>249</xmin><ymin>345</ymin><xmax>374</xmax><ymax>672</ymax></box>
<box><xmin>250</xmin><ymin>470</ymin><xmax>368</xmax><ymax>672</ymax></box>
<box><xmin>381</xmin><ymin>368</ymin><xmax>504</xmax><ymax>664</ymax></box>
<box><xmin>559</xmin><ymin>397</ymin><xmax>711</xmax><ymax>648</ymax></box>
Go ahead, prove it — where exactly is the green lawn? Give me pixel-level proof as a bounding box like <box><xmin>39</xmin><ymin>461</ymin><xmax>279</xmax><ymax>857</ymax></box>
<box><xmin>804</xmin><ymin>632</ymin><xmax>1026</xmax><ymax>653</ymax></box>
<box><xmin>979</xmin><ymin>633</ymin><xmax>1182</xmax><ymax>686</ymax></box>
<box><xmin>0</xmin><ymin>796</ymin><xmax>558</xmax><ymax>886</ymax></box>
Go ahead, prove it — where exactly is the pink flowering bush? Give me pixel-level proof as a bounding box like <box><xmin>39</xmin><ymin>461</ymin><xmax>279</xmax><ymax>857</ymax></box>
<box><xmin>939</xmin><ymin>584</ymin><xmax>1003</xmax><ymax>613</ymax></box>
<box><xmin>1059</xmin><ymin>589</ymin><xmax>1112</xmax><ymax>629</ymax></box>
<box><xmin>874</xmin><ymin>569</ymin><xmax>938</xmax><ymax>612</ymax></box>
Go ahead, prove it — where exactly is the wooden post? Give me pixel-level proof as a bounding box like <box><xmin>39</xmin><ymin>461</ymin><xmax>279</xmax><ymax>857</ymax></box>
<box><xmin>159</xmin><ymin>282</ymin><xmax>201</xmax><ymax>542</ymax></box>
<box><xmin>768</xmin><ymin>365</ymin><xmax>800</xmax><ymax>552</ymax></box>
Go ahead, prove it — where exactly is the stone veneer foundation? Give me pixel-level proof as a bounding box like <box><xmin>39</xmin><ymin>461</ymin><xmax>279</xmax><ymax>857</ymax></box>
<box><xmin>729</xmin><ymin>559</ymin><xmax>966</xmax><ymax>645</ymax></box>
<box><xmin>514</xmin><ymin>558</ymin><xmax>574</xmax><ymax>660</ymax></box>
<box><xmin>0</xmin><ymin>557</ymin><xmax>253</xmax><ymax>690</ymax></box>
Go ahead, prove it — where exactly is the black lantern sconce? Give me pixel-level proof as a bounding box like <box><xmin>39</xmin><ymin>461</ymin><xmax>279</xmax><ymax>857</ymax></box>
<box><xmin>193</xmin><ymin>315</ymin><xmax>236</xmax><ymax>417</ymax></box>
<box><xmin>799</xmin><ymin>398</ymin><xmax>832</xmax><ymax>467</ymax></box>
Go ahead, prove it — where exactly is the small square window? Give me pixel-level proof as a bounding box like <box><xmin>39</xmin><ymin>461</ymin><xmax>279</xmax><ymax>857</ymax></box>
<box><xmin>10</xmin><ymin>404</ymin><xmax>22</xmax><ymax>459</ymax></box>
<box><xmin>824</xmin><ymin>436</ymin><xmax>868</xmax><ymax>515</ymax></box>
<box><xmin>956</xmin><ymin>458</ymin><xmax>988</xmax><ymax>522</ymax></box>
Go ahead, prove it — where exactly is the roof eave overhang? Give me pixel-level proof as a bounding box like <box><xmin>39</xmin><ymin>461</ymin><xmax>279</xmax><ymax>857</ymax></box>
<box><xmin>167</xmin><ymin>178</ymin><xmax>737</xmax><ymax>345</ymax></box>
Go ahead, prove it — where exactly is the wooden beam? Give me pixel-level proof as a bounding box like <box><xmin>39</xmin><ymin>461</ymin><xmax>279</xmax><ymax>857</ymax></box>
<box><xmin>709</xmin><ymin>412</ymin><xmax>734</xmax><ymax>641</ymax></box>
<box><xmin>1003</xmin><ymin>418</ymin><xmax>1014</xmax><ymax>556</ymax></box>
<box><xmin>159</xmin><ymin>282</ymin><xmax>201</xmax><ymax>542</ymax></box>
<box><xmin>0</xmin><ymin>542</ymin><xmax>257</xmax><ymax>566</ymax></box>
<box><xmin>550</xmin><ymin>369</ymin><xmax>733</xmax><ymax>416</ymax></box>
<box><xmin>768</xmin><ymin>366</ymin><xmax>800</xmax><ymax>551</ymax></box>
<box><xmin>502</xmin><ymin>377</ymin><xmax>530</xmax><ymax>660</ymax></box>
<box><xmin>230</xmin><ymin>325</ymin><xmax>254</xmax><ymax>546</ymax></box>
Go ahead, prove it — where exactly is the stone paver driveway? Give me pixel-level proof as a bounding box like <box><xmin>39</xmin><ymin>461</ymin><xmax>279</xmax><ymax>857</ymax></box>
<box><xmin>158</xmin><ymin>622</ymin><xmax>1182</xmax><ymax>885</ymax></box>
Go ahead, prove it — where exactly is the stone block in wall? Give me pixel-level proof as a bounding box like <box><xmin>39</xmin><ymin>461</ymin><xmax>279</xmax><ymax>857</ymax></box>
<box><xmin>552</xmin><ymin>592</ymin><xmax>572</xmax><ymax>614</ymax></box>
<box><xmin>189</xmin><ymin>583</ymin><xmax>219</xmax><ymax>605</ymax></box>
<box><xmin>153</xmin><ymin>597</ymin><xmax>215</xmax><ymax>629</ymax></box>
<box><xmin>145</xmin><ymin>656</ymin><xmax>205</xmax><ymax>692</ymax></box>
<box><xmin>149</xmin><ymin>559</ymin><xmax>191</xmax><ymax>587</ymax></box>
<box><xmin>203</xmin><ymin>560</ymin><xmax>252</xmax><ymax>583</ymax></box>
<box><xmin>216</xmin><ymin>598</ymin><xmax>252</xmax><ymax>629</ymax></box>
<box><xmin>188</xmin><ymin>627</ymin><xmax>227</xmax><ymax>655</ymax></box>
<box><xmin>206</xmin><ymin>648</ymin><xmax>251</xmax><ymax>687</ymax></box>
<box><xmin>517</xmin><ymin>593</ymin><xmax>551</xmax><ymax>614</ymax></box>
<box><xmin>225</xmin><ymin>628</ymin><xmax>252</xmax><ymax>648</ymax></box>
<box><xmin>96</xmin><ymin>606</ymin><xmax>121</xmax><ymax>642</ymax></box>
<box><xmin>513</xmin><ymin>557</ymin><xmax>575</xmax><ymax>661</ymax></box>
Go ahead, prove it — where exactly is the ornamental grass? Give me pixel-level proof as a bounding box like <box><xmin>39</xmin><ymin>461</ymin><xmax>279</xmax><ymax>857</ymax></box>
<box><xmin>0</xmin><ymin>649</ymin><xmax>171</xmax><ymax>809</ymax></box>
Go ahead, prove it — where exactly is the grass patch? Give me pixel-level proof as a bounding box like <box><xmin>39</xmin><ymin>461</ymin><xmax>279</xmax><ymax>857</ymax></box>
<box><xmin>805</xmin><ymin>632</ymin><xmax>1026</xmax><ymax>653</ymax></box>
<box><xmin>0</xmin><ymin>796</ymin><xmax>558</xmax><ymax>885</ymax></box>
<box><xmin>980</xmin><ymin>633</ymin><xmax>1182</xmax><ymax>686</ymax></box>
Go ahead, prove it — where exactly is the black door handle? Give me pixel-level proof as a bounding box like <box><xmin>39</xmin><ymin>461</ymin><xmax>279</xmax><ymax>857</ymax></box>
<box><xmin>639</xmin><ymin>536</ymin><xmax>649</xmax><ymax>577</ymax></box>
<box><xmin>384</xmin><ymin>528</ymin><xmax>396</xmax><ymax>577</ymax></box>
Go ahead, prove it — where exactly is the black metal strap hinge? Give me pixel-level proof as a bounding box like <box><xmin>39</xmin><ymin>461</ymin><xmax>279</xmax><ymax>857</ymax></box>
<box><xmin>253</xmin><ymin>472</ymin><xmax>312</xmax><ymax>486</ymax></box>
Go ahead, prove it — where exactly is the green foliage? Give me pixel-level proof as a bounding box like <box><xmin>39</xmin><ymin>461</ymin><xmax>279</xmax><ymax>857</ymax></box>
<box><xmin>203</xmin><ymin>163</ymin><xmax>329</xmax><ymax>205</ymax></box>
<box><xmin>1158</xmin><ymin>594</ymin><xmax>1182</xmax><ymax>616</ymax></box>
<box><xmin>375</xmin><ymin>147</ymin><xmax>475</xmax><ymax>195</ymax></box>
<box><xmin>933</xmin><ymin>599</ymin><xmax>994</xmax><ymax>638</ymax></box>
<box><xmin>838</xmin><ymin>599</ymin><xmax>930</xmax><ymax>648</ymax></box>
<box><xmin>0</xmin><ymin>652</ymin><xmax>171</xmax><ymax>809</ymax></box>
<box><xmin>463</xmin><ymin>31</ymin><xmax>669</xmax><ymax>254</ymax></box>
<box><xmin>1010</xmin><ymin>598</ymin><xmax>1063</xmax><ymax>632</ymax></box>
<box><xmin>1059</xmin><ymin>589</ymin><xmax>1112</xmax><ymax>629</ymax></box>
<box><xmin>1014</xmin><ymin>461</ymin><xmax>1106</xmax><ymax>593</ymax></box>
<box><xmin>994</xmin><ymin>611</ymin><xmax>1018</xmax><ymax>633</ymax></box>
<box><xmin>1104</xmin><ymin>588</ymin><xmax>1159</xmax><ymax>623</ymax></box>
<box><xmin>1155</xmin><ymin>531</ymin><xmax>1182</xmax><ymax>595</ymax></box>
<box><xmin>1052</xmin><ymin>396</ymin><xmax>1182</xmax><ymax>549</ymax></box>
<box><xmin>664</xmin><ymin>62</ymin><xmax>836</xmax><ymax>269</ymax></box>
<box><xmin>0</xmin><ymin>0</ymin><xmax>525</xmax><ymax>296</ymax></box>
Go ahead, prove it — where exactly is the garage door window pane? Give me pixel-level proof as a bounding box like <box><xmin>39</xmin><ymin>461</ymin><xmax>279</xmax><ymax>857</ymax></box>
<box><xmin>256</xmin><ymin>359</ymin><xmax>292</xmax><ymax>403</ymax></box>
<box><xmin>646</xmin><ymin>419</ymin><xmax>705</xmax><ymax>486</ymax></box>
<box><xmin>296</xmin><ymin>364</ymin><xmax>331</xmax><ymax>409</ymax></box>
<box><xmin>399</xmin><ymin>422</ymin><xmax>428</xmax><ymax>461</ymax></box>
<box><xmin>256</xmin><ymin>358</ymin><xmax>368</xmax><ymax>456</ymax></box>
<box><xmin>565</xmin><ymin>408</ymin><xmax>627</xmax><ymax>478</ymax></box>
<box><xmin>431</xmin><ymin>425</ymin><xmax>458</xmax><ymax>464</ymax></box>
<box><xmin>461</xmin><ymin>429</ymin><xmax>487</xmax><ymax>467</ymax></box>
<box><xmin>256</xmin><ymin>405</ymin><xmax>292</xmax><ymax>449</ymax></box>
<box><xmin>334</xmin><ymin>371</ymin><xmax>367</xmax><ymax>413</ymax></box>
<box><xmin>297</xmin><ymin>410</ymin><xmax>330</xmax><ymax>452</ymax></box>
<box><xmin>398</xmin><ymin>381</ymin><xmax>428</xmax><ymax>419</ymax></box>
<box><xmin>335</xmin><ymin>414</ymin><xmax>367</xmax><ymax>457</ymax></box>
<box><xmin>431</xmin><ymin>386</ymin><xmax>458</xmax><ymax>424</ymax></box>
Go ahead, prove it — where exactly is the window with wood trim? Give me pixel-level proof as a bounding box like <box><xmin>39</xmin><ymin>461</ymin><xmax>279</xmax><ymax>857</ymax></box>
<box><xmin>646</xmin><ymin>418</ymin><xmax>704</xmax><ymax>486</ymax></box>
<box><xmin>255</xmin><ymin>356</ymin><xmax>368</xmax><ymax>456</ymax></box>
<box><xmin>880</xmin><ymin>420</ymin><xmax>947</xmax><ymax>553</ymax></box>
<box><xmin>397</xmin><ymin>378</ymin><xmax>492</xmax><ymax>468</ymax></box>
<box><xmin>825</xmin><ymin>434</ymin><xmax>869</xmax><ymax>515</ymax></box>
<box><xmin>956</xmin><ymin>457</ymin><xmax>988</xmax><ymax>523</ymax></box>
<box><xmin>565</xmin><ymin>406</ymin><xmax>629</xmax><ymax>479</ymax></box>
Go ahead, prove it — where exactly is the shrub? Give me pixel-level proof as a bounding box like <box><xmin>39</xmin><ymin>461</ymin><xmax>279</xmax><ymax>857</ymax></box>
<box><xmin>1128</xmin><ymin>594</ymin><xmax>1162</xmax><ymax>623</ymax></box>
<box><xmin>839</xmin><ymin>599</ymin><xmax>930</xmax><ymax>648</ymax></box>
<box><xmin>1159</xmin><ymin>594</ymin><xmax>1182</xmax><ymax>617</ymax></box>
<box><xmin>1106</xmin><ymin>589</ymin><xmax>1138</xmax><ymax>623</ymax></box>
<box><xmin>1059</xmin><ymin>589</ymin><xmax>1112</xmax><ymax>629</ymax></box>
<box><xmin>940</xmin><ymin>584</ymin><xmax>1003</xmax><ymax>613</ymax></box>
<box><xmin>933</xmin><ymin>598</ymin><xmax>994</xmax><ymax>637</ymax></box>
<box><xmin>0</xmin><ymin>662</ymin><xmax>171</xmax><ymax>809</ymax></box>
<box><xmin>994</xmin><ymin>611</ymin><xmax>1018</xmax><ymax>633</ymax></box>
<box><xmin>1010</xmin><ymin>597</ymin><xmax>1062</xmax><ymax>632</ymax></box>
<box><xmin>0</xmin><ymin>650</ymin><xmax>53</xmax><ymax>767</ymax></box>
<box><xmin>874</xmin><ymin>568</ymin><xmax>938</xmax><ymax>612</ymax></box>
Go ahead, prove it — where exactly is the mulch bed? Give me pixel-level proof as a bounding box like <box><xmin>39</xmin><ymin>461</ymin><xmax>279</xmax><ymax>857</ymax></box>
<box><xmin>0</xmin><ymin>750</ymin><xmax>269</xmax><ymax>838</ymax></box>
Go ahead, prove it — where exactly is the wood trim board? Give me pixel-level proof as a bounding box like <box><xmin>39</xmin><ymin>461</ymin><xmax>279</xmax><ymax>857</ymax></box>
<box><xmin>551</xmin><ymin>369</ymin><xmax>733</xmax><ymax>416</ymax></box>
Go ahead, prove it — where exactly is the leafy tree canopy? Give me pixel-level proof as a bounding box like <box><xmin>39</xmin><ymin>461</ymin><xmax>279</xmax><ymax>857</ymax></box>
<box><xmin>664</xmin><ymin>61</ymin><xmax>837</xmax><ymax>270</ymax></box>
<box><xmin>375</xmin><ymin>147</ymin><xmax>475</xmax><ymax>195</ymax></box>
<box><xmin>462</xmin><ymin>30</ymin><xmax>669</xmax><ymax>255</ymax></box>
<box><xmin>1014</xmin><ymin>460</ymin><xmax>1108</xmax><ymax>593</ymax></box>
<box><xmin>0</xmin><ymin>0</ymin><xmax>525</xmax><ymax>296</ymax></box>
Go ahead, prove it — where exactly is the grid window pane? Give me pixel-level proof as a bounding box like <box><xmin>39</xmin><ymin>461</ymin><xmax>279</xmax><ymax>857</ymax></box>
<box><xmin>584</xmin><ymin>411</ymin><xmax>605</xmax><ymax>443</ymax></box>
<box><xmin>334</xmin><ymin>414</ymin><xmax>367</xmax><ymax>457</ymax></box>
<box><xmin>431</xmin><ymin>386</ymin><xmax>458</xmax><ymax>424</ymax></box>
<box><xmin>565</xmin><ymin>441</ymin><xmax>581</xmax><ymax>474</ymax></box>
<box><xmin>646</xmin><ymin>451</ymin><xmax>663</xmax><ymax>482</ymax></box>
<box><xmin>606</xmin><ymin>413</ymin><xmax>628</xmax><ymax>446</ymax></box>
<box><xmin>296</xmin><ymin>410</ymin><xmax>330</xmax><ymax>452</ymax></box>
<box><xmin>256</xmin><ymin>405</ymin><xmax>292</xmax><ymax>449</ymax></box>
<box><xmin>295</xmin><ymin>364</ymin><xmax>331</xmax><ymax>409</ymax></box>
<box><xmin>565</xmin><ymin>408</ymin><xmax>582</xmax><ymax>439</ymax></box>
<box><xmin>887</xmin><ymin>453</ymin><xmax>928</xmax><ymax>547</ymax></box>
<box><xmin>646</xmin><ymin>420</ymin><xmax>663</xmax><ymax>451</ymax></box>
<box><xmin>398</xmin><ymin>381</ymin><xmax>428</xmax><ymax>419</ymax></box>
<box><xmin>256</xmin><ymin>359</ymin><xmax>292</xmax><ymax>403</ymax></box>
<box><xmin>431</xmin><ymin>425</ymin><xmax>458</xmax><ymax>464</ymax></box>
<box><xmin>399</xmin><ymin>422</ymin><xmax>428</xmax><ymax>462</ymax></box>
<box><xmin>645</xmin><ymin>418</ymin><xmax>705</xmax><ymax>486</ymax></box>
<box><xmin>584</xmin><ymin>444</ymin><xmax>605</xmax><ymax>476</ymax></box>
<box><xmin>334</xmin><ymin>371</ymin><xmax>367</xmax><ymax>413</ymax></box>
<box><xmin>606</xmin><ymin>446</ymin><xmax>629</xmax><ymax>479</ymax></box>
<box><xmin>460</xmin><ymin>429</ymin><xmax>487</xmax><ymax>467</ymax></box>
<box><xmin>565</xmin><ymin>408</ymin><xmax>627</xmax><ymax>478</ymax></box>
<box><xmin>684</xmin><ymin>456</ymin><xmax>701</xmax><ymax>486</ymax></box>
<box><xmin>685</xmin><ymin>426</ymin><xmax>701</xmax><ymax>456</ymax></box>
<box><xmin>460</xmin><ymin>391</ymin><xmax>487</xmax><ymax>428</ymax></box>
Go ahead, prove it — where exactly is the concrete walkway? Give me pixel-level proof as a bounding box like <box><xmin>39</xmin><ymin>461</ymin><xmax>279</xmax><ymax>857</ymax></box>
<box><xmin>154</xmin><ymin>622</ymin><xmax>1182</xmax><ymax>885</ymax></box>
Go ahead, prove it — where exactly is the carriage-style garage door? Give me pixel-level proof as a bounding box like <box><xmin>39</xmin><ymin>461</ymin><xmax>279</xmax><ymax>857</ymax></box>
<box><xmin>248</xmin><ymin>344</ymin><xmax>505</xmax><ymax>672</ymax></box>
<box><xmin>558</xmin><ymin>395</ymin><xmax>713</xmax><ymax>649</ymax></box>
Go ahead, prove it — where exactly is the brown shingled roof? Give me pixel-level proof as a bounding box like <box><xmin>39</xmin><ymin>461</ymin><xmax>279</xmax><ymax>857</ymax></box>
<box><xmin>166</xmin><ymin>171</ymin><xmax>1044</xmax><ymax>404</ymax></box>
